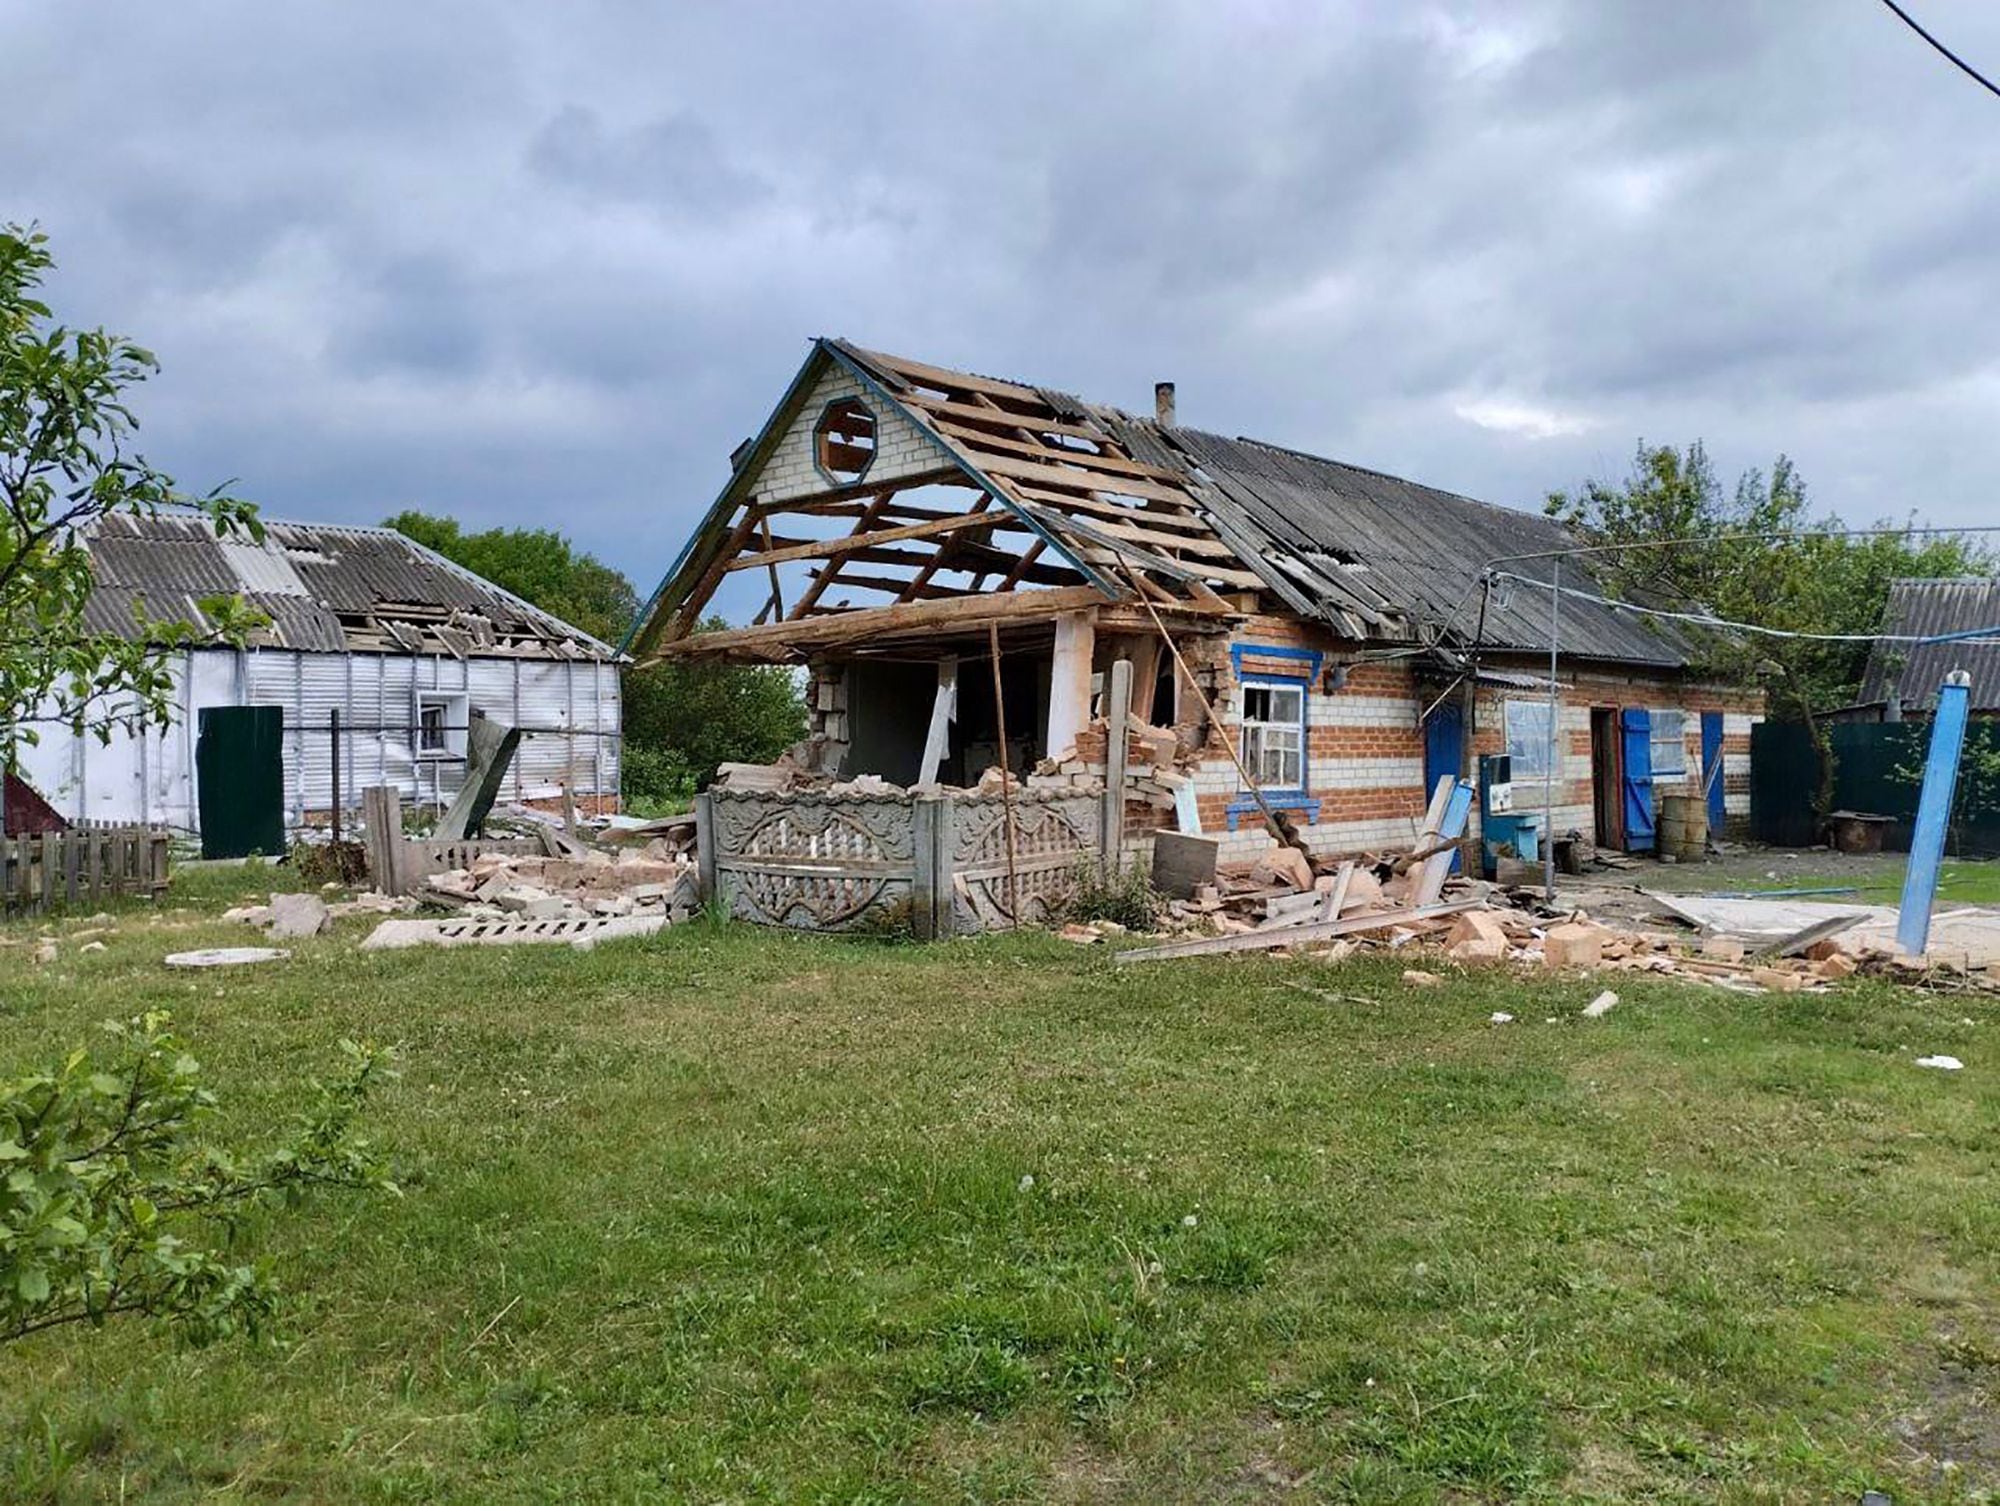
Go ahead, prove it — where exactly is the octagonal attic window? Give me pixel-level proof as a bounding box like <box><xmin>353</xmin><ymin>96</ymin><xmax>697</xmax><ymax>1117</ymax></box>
<box><xmin>814</xmin><ymin>397</ymin><xmax>877</xmax><ymax>485</ymax></box>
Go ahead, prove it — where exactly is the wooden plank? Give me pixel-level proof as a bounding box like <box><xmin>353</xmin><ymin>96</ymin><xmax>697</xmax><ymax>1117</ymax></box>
<box><xmin>1412</xmin><ymin>780</ymin><xmax>1475</xmax><ymax>906</ymax></box>
<box><xmin>900</xmin><ymin>391</ymin><xmax>1109</xmax><ymax>444</ymax></box>
<box><xmin>1320</xmin><ymin>861</ymin><xmax>1355</xmax><ymax>922</ymax></box>
<box><xmin>1012</xmin><ymin>499</ymin><xmax>1241</xmax><ymax>559</ymax></box>
<box><xmin>723</xmin><ymin>511</ymin><xmax>994</xmax><ymax>572</ymax></box>
<box><xmin>1003</xmin><ymin>482</ymin><xmax>1211</xmax><ymax>533</ymax></box>
<box><xmin>1113</xmin><ymin>899</ymin><xmax>1484</xmax><ymax>965</ymax></box>
<box><xmin>40</xmin><ymin>831</ymin><xmax>56</xmax><ymax>911</ymax></box>
<box><xmin>855</xmin><ymin>348</ymin><xmax>1048</xmax><ymax>404</ymax></box>
<box><xmin>64</xmin><ymin>832</ymin><xmax>80</xmax><ymax>906</ymax></box>
<box><xmin>646</xmin><ymin>584</ymin><xmax>1114</xmax><ymax>661</ymax></box>
<box><xmin>926</xmin><ymin>419</ymin><xmax>1184</xmax><ymax>482</ymax></box>
<box><xmin>971</xmin><ymin>451</ymin><xmax>1196</xmax><ymax>506</ymax></box>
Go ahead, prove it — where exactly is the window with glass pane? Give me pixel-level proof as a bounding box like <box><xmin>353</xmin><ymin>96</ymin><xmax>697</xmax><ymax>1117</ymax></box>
<box><xmin>418</xmin><ymin>701</ymin><xmax>447</xmax><ymax>753</ymax></box>
<box><xmin>1240</xmin><ymin>681</ymin><xmax>1306</xmax><ymax>789</ymax></box>
<box><xmin>1650</xmin><ymin>709</ymin><xmax>1688</xmax><ymax>777</ymax></box>
<box><xmin>1504</xmin><ymin>699</ymin><xmax>1554</xmax><ymax>780</ymax></box>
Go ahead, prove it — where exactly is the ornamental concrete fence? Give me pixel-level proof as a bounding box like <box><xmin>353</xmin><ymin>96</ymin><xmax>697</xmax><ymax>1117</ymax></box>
<box><xmin>694</xmin><ymin>786</ymin><xmax>1100</xmax><ymax>938</ymax></box>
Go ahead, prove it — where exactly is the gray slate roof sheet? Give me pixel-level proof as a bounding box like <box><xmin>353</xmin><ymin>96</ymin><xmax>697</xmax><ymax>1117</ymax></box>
<box><xmin>1858</xmin><ymin>577</ymin><xmax>2000</xmax><ymax>711</ymax></box>
<box><xmin>79</xmin><ymin>513</ymin><xmax>616</xmax><ymax>659</ymax></box>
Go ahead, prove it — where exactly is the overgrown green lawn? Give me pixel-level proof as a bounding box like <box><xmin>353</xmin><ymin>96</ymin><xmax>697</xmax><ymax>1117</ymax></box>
<box><xmin>1647</xmin><ymin>849</ymin><xmax>2000</xmax><ymax>906</ymax></box>
<box><xmin>2</xmin><ymin>868</ymin><xmax>1996</xmax><ymax>1501</ymax></box>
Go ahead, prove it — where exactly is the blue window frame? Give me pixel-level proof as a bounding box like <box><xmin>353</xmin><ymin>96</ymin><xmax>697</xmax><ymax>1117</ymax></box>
<box><xmin>1224</xmin><ymin>644</ymin><xmax>1322</xmax><ymax>830</ymax></box>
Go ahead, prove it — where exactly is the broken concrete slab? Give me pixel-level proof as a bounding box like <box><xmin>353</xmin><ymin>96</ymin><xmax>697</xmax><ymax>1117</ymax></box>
<box><xmin>166</xmin><ymin>947</ymin><xmax>291</xmax><ymax>968</ymax></box>
<box><xmin>266</xmin><ymin>892</ymin><xmax>331</xmax><ymax>940</ymax></box>
<box><xmin>359</xmin><ymin>914</ymin><xmax>666</xmax><ymax>951</ymax></box>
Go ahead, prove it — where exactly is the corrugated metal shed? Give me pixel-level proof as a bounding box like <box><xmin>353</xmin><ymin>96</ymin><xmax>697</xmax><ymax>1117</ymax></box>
<box><xmin>81</xmin><ymin>514</ymin><xmax>618</xmax><ymax>660</ymax></box>
<box><xmin>1858</xmin><ymin>578</ymin><xmax>2000</xmax><ymax>712</ymax></box>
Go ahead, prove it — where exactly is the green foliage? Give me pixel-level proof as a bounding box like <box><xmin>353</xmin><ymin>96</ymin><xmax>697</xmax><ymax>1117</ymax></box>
<box><xmin>622</xmin><ymin>618</ymin><xmax>806</xmax><ymax>795</ymax></box>
<box><xmin>382</xmin><ymin>510</ymin><xmax>638</xmax><ymax>648</ymax></box>
<box><xmin>1060</xmin><ymin>859</ymin><xmax>1163</xmax><ymax>931</ymax></box>
<box><xmin>1</xmin><ymin>1012</ymin><xmax>394</xmax><ymax>1347</ymax></box>
<box><xmin>1</xmin><ymin>225</ymin><xmax>263</xmax><ymax>761</ymax></box>
<box><xmin>1547</xmin><ymin>441</ymin><xmax>1990</xmax><ymax>810</ymax></box>
<box><xmin>287</xmin><ymin>838</ymin><xmax>368</xmax><ymax>888</ymax></box>
<box><xmin>1891</xmin><ymin>723</ymin><xmax>2000</xmax><ymax>852</ymax></box>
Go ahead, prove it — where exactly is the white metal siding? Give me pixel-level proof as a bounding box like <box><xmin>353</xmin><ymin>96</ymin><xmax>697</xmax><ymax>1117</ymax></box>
<box><xmin>15</xmin><ymin>647</ymin><xmax>621</xmax><ymax>833</ymax></box>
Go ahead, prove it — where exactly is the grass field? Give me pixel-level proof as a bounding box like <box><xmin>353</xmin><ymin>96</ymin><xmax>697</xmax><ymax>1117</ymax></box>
<box><xmin>2</xmin><ymin>864</ymin><xmax>1996</xmax><ymax>1502</ymax></box>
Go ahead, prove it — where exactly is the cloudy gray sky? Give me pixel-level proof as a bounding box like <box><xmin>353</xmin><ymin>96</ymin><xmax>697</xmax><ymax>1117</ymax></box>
<box><xmin>8</xmin><ymin>1</ymin><xmax>1999</xmax><ymax>621</ymax></box>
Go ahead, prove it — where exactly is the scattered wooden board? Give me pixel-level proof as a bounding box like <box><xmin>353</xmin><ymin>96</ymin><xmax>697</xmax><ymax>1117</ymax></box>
<box><xmin>1113</xmin><ymin>899</ymin><xmax>1482</xmax><ymax>965</ymax></box>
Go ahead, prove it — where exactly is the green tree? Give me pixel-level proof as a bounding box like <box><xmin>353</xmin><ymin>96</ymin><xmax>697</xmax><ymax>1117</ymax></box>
<box><xmin>2</xmin><ymin>225</ymin><xmax>263</xmax><ymax>762</ymax></box>
<box><xmin>623</xmin><ymin>621</ymin><xmax>807</xmax><ymax>805</ymax></box>
<box><xmin>2</xmin><ymin>1012</ymin><xmax>394</xmax><ymax>1346</ymax></box>
<box><xmin>1546</xmin><ymin>441</ymin><xmax>1989</xmax><ymax>811</ymax></box>
<box><xmin>382</xmin><ymin>510</ymin><xmax>638</xmax><ymax>647</ymax></box>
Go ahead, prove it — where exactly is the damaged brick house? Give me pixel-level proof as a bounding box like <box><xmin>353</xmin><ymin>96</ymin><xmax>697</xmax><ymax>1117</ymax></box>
<box><xmin>627</xmin><ymin>339</ymin><xmax>1760</xmax><ymax>906</ymax></box>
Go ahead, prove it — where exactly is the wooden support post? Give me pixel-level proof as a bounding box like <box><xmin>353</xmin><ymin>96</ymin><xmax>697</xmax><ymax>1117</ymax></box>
<box><xmin>1100</xmin><ymin>657</ymin><xmax>1133</xmax><ymax>873</ymax></box>
<box><xmin>1046</xmin><ymin>611</ymin><xmax>1096</xmax><ymax>757</ymax></box>
<box><xmin>988</xmin><ymin>622</ymin><xmax>1020</xmax><ymax>928</ymax></box>
<box><xmin>918</xmin><ymin>658</ymin><xmax>958</xmax><ymax>786</ymax></box>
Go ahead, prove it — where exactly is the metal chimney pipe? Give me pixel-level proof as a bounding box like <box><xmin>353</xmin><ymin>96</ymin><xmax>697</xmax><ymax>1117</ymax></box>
<box><xmin>1154</xmin><ymin>381</ymin><xmax>1176</xmax><ymax>426</ymax></box>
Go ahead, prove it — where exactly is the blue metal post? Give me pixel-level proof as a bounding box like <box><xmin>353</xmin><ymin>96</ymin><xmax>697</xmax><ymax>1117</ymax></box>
<box><xmin>1896</xmin><ymin>670</ymin><xmax>1973</xmax><ymax>957</ymax></box>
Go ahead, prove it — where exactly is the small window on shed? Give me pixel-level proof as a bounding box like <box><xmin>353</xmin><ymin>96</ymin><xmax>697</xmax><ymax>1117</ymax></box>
<box><xmin>416</xmin><ymin>692</ymin><xmax>468</xmax><ymax>759</ymax></box>
<box><xmin>814</xmin><ymin>397</ymin><xmax>877</xmax><ymax>484</ymax></box>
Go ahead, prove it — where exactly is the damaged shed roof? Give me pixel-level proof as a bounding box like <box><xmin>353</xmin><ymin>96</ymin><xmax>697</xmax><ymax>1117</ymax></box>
<box><xmin>82</xmin><ymin>514</ymin><xmax>619</xmax><ymax>660</ymax></box>
<box><xmin>1857</xmin><ymin>577</ymin><xmax>2000</xmax><ymax>712</ymax></box>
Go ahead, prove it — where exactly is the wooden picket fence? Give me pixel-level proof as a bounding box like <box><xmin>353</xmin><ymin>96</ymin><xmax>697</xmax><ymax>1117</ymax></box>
<box><xmin>1</xmin><ymin>823</ymin><xmax>172</xmax><ymax>914</ymax></box>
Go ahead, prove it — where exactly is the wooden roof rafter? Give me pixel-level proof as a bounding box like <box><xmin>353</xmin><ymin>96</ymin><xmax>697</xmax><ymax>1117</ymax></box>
<box><xmin>626</xmin><ymin>338</ymin><xmax>1287</xmax><ymax>664</ymax></box>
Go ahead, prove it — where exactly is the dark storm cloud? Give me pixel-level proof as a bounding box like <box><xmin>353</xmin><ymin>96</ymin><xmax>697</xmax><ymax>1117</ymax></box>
<box><xmin>4</xmin><ymin>0</ymin><xmax>2000</xmax><ymax>608</ymax></box>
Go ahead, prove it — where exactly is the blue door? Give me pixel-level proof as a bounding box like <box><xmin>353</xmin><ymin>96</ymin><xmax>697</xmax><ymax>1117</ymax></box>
<box><xmin>1622</xmin><ymin>707</ymin><xmax>1656</xmax><ymax>851</ymax></box>
<box><xmin>1701</xmin><ymin>711</ymin><xmax>1726</xmax><ymax>832</ymax></box>
<box><xmin>1424</xmin><ymin>700</ymin><xmax>1465</xmax><ymax>872</ymax></box>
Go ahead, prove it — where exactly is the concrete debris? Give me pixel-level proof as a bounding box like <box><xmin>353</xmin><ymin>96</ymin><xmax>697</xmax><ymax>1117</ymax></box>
<box><xmin>417</xmin><ymin>843</ymin><xmax>700</xmax><ymax>928</ymax></box>
<box><xmin>359</xmin><ymin>914</ymin><xmax>666</xmax><ymax>951</ymax></box>
<box><xmin>165</xmin><ymin>947</ymin><xmax>291</xmax><ymax>968</ymax></box>
<box><xmin>1401</xmin><ymin>969</ymin><xmax>1442</xmax><ymax>988</ymax></box>
<box><xmin>1490</xmin><ymin>1011</ymin><xmax>1515</xmax><ymax>1023</ymax></box>
<box><xmin>33</xmin><ymin>939</ymin><xmax>57</xmax><ymax>965</ymax></box>
<box><xmin>266</xmin><ymin>892</ymin><xmax>332</xmax><ymax>939</ymax></box>
<box><xmin>1914</xmin><ymin>1054</ymin><xmax>1964</xmax><ymax>1071</ymax></box>
<box><xmin>80</xmin><ymin>940</ymin><xmax>106</xmax><ymax>953</ymax></box>
<box><xmin>1581</xmin><ymin>990</ymin><xmax>1619</xmax><ymax>1018</ymax></box>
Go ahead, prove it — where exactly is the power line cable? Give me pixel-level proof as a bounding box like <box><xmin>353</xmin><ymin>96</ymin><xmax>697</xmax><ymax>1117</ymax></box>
<box><xmin>1486</xmin><ymin>568</ymin><xmax>2000</xmax><ymax>645</ymax></box>
<box><xmin>1877</xmin><ymin>0</ymin><xmax>2000</xmax><ymax>101</ymax></box>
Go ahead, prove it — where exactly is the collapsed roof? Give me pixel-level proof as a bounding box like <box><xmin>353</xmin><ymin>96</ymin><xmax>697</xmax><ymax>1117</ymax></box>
<box><xmin>629</xmin><ymin>339</ymin><xmax>1688</xmax><ymax>667</ymax></box>
<box><xmin>82</xmin><ymin>513</ymin><xmax>619</xmax><ymax>660</ymax></box>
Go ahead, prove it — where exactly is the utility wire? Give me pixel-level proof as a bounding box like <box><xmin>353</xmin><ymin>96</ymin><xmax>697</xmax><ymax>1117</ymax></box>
<box><xmin>1486</xmin><ymin>568</ymin><xmax>2000</xmax><ymax>645</ymax></box>
<box><xmin>1877</xmin><ymin>0</ymin><xmax>2000</xmax><ymax>102</ymax></box>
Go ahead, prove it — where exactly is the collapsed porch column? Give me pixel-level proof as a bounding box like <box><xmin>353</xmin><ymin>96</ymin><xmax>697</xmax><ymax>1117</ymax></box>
<box><xmin>1046</xmin><ymin>611</ymin><xmax>1097</xmax><ymax>756</ymax></box>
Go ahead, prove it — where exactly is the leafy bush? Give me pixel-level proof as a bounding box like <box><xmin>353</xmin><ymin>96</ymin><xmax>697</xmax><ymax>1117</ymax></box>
<box><xmin>1</xmin><ymin>1013</ymin><xmax>396</xmax><ymax>1346</ymax></box>
<box><xmin>289</xmin><ymin>839</ymin><xmax>367</xmax><ymax>888</ymax></box>
<box><xmin>619</xmin><ymin>744</ymin><xmax>698</xmax><ymax>816</ymax></box>
<box><xmin>1060</xmin><ymin>861</ymin><xmax>1162</xmax><ymax>931</ymax></box>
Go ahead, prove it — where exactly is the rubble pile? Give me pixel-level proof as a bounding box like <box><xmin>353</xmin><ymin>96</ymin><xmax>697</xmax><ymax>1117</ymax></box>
<box><xmin>420</xmin><ymin>845</ymin><xmax>700</xmax><ymax>924</ymax></box>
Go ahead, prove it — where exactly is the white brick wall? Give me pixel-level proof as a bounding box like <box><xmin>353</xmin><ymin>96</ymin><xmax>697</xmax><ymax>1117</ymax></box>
<box><xmin>756</xmin><ymin>367</ymin><xmax>956</xmax><ymax>504</ymax></box>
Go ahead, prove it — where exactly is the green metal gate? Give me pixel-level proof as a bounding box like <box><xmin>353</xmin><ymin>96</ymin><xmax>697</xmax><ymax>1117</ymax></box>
<box><xmin>196</xmin><ymin>706</ymin><xmax>286</xmax><ymax>859</ymax></box>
